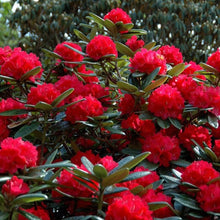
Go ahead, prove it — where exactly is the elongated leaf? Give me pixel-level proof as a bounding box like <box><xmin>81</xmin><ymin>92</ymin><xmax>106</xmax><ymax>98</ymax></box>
<box><xmin>18</xmin><ymin>209</ymin><xmax>41</xmax><ymax>220</ymax></box>
<box><xmin>203</xmin><ymin>146</ymin><xmax>218</xmax><ymax>162</ymax></box>
<box><xmin>21</xmin><ymin>66</ymin><xmax>41</xmax><ymax>81</ymax></box>
<box><xmin>157</xmin><ymin>118</ymin><xmax>171</xmax><ymax>129</ymax></box>
<box><xmin>161</xmin><ymin>175</ymin><xmax>181</xmax><ymax>184</ymax></box>
<box><xmin>51</xmin><ymin>88</ymin><xmax>74</xmax><ymax>107</ymax></box>
<box><xmin>93</xmin><ymin>164</ymin><xmax>108</xmax><ymax>178</ymax></box>
<box><xmin>115</xmin><ymin>21</ymin><xmax>133</xmax><ymax>32</ymax></box>
<box><xmin>120</xmin><ymin>152</ymin><xmax>151</xmax><ymax>170</ymax></box>
<box><xmin>14</xmin><ymin>122</ymin><xmax>40</xmax><ymax>138</ymax></box>
<box><xmin>45</xmin><ymin>149</ymin><xmax>58</xmax><ymax>165</ymax></box>
<box><xmin>64</xmin><ymin>44</ymin><xmax>87</xmax><ymax>56</ymax></box>
<box><xmin>81</xmin><ymin>156</ymin><xmax>94</xmax><ymax>174</ymax></box>
<box><xmin>121</xmin><ymin>171</ymin><xmax>151</xmax><ymax>182</ymax></box>
<box><xmin>29</xmin><ymin>184</ymin><xmax>56</xmax><ymax>193</ymax></box>
<box><xmin>35</xmin><ymin>101</ymin><xmax>52</xmax><ymax>111</ymax></box>
<box><xmin>142</xmin><ymin>67</ymin><xmax>160</xmax><ymax>88</ymax></box>
<box><xmin>168</xmin><ymin>63</ymin><xmax>185</xmax><ymax>76</ymax></box>
<box><xmin>32</xmin><ymin>161</ymin><xmax>75</xmax><ymax>170</ymax></box>
<box><xmin>88</xmin><ymin>13</ymin><xmax>105</xmax><ymax>26</ymax></box>
<box><xmin>104</xmin><ymin>186</ymin><xmax>128</xmax><ymax>195</ymax></box>
<box><xmin>148</xmin><ymin>201</ymin><xmax>169</xmax><ymax>211</ymax></box>
<box><xmin>208</xmin><ymin>113</ymin><xmax>219</xmax><ymax>128</ymax></box>
<box><xmin>104</xmin><ymin>19</ymin><xmax>117</xmax><ymax>35</ymax></box>
<box><xmin>117</xmin><ymin>81</ymin><xmax>138</xmax><ymax>93</ymax></box>
<box><xmin>115</xmin><ymin>42</ymin><xmax>134</xmax><ymax>57</ymax></box>
<box><xmin>144</xmin><ymin>76</ymin><xmax>168</xmax><ymax>93</ymax></box>
<box><xmin>169</xmin><ymin>118</ymin><xmax>182</xmax><ymax>129</ymax></box>
<box><xmin>171</xmin><ymin>159</ymin><xmax>191</xmax><ymax>167</ymax></box>
<box><xmin>74</xmin><ymin>168</ymin><xmax>99</xmax><ymax>182</ymax></box>
<box><xmin>11</xmin><ymin>193</ymin><xmax>48</xmax><ymax>207</ymax></box>
<box><xmin>200</xmin><ymin>62</ymin><xmax>219</xmax><ymax>74</ymax></box>
<box><xmin>0</xmin><ymin>75</ymin><xmax>16</xmax><ymax>81</ymax></box>
<box><xmin>0</xmin><ymin>109</ymin><xmax>28</xmax><ymax>116</ymax></box>
<box><xmin>172</xmin><ymin>169</ymin><xmax>182</xmax><ymax>179</ymax></box>
<box><xmin>102</xmin><ymin>168</ymin><xmax>129</xmax><ymax>188</ymax></box>
<box><xmin>42</xmin><ymin>48</ymin><xmax>62</xmax><ymax>59</ymax></box>
<box><xmin>74</xmin><ymin>29</ymin><xmax>90</xmax><ymax>42</ymax></box>
<box><xmin>144</xmin><ymin>41</ymin><xmax>156</xmax><ymax>50</ymax></box>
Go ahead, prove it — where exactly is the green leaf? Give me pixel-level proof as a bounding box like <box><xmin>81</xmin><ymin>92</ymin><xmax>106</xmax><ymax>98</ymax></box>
<box><xmin>171</xmin><ymin>159</ymin><xmax>191</xmax><ymax>167</ymax></box>
<box><xmin>203</xmin><ymin>146</ymin><xmax>218</xmax><ymax>162</ymax></box>
<box><xmin>104</xmin><ymin>126</ymin><xmax>125</xmax><ymax>135</ymax></box>
<box><xmin>74</xmin><ymin>29</ymin><xmax>90</xmax><ymax>42</ymax></box>
<box><xmin>208</xmin><ymin>113</ymin><xmax>219</xmax><ymax>129</ymax></box>
<box><xmin>127</xmin><ymin>29</ymin><xmax>147</xmax><ymax>35</ymax></box>
<box><xmin>14</xmin><ymin>122</ymin><xmax>40</xmax><ymax>138</ymax></box>
<box><xmin>102</xmin><ymin>168</ymin><xmax>129</xmax><ymax>188</ymax></box>
<box><xmin>18</xmin><ymin>209</ymin><xmax>41</xmax><ymax>220</ymax></box>
<box><xmin>42</xmin><ymin>48</ymin><xmax>62</xmax><ymax>59</ymax></box>
<box><xmin>154</xmin><ymin>217</ymin><xmax>182</xmax><ymax>220</ymax></box>
<box><xmin>120</xmin><ymin>152</ymin><xmax>151</xmax><ymax>170</ymax></box>
<box><xmin>104</xmin><ymin>19</ymin><xmax>117</xmax><ymax>35</ymax></box>
<box><xmin>0</xmin><ymin>75</ymin><xmax>16</xmax><ymax>81</ymax></box>
<box><xmin>168</xmin><ymin>63</ymin><xmax>185</xmax><ymax>76</ymax></box>
<box><xmin>168</xmin><ymin>118</ymin><xmax>182</xmax><ymax>129</ymax></box>
<box><xmin>115</xmin><ymin>21</ymin><xmax>133</xmax><ymax>32</ymax></box>
<box><xmin>110</xmin><ymin>156</ymin><xmax>134</xmax><ymax>174</ymax></box>
<box><xmin>29</xmin><ymin>184</ymin><xmax>56</xmax><ymax>193</ymax></box>
<box><xmin>34</xmin><ymin>101</ymin><xmax>52</xmax><ymax>111</ymax></box>
<box><xmin>11</xmin><ymin>193</ymin><xmax>48</xmax><ymax>207</ymax></box>
<box><xmin>173</xmin><ymin>194</ymin><xmax>202</xmax><ymax>210</ymax></box>
<box><xmin>20</xmin><ymin>66</ymin><xmax>41</xmax><ymax>81</ymax></box>
<box><xmin>117</xmin><ymin>81</ymin><xmax>138</xmax><ymax>93</ymax></box>
<box><xmin>157</xmin><ymin>118</ymin><xmax>171</xmax><ymax>129</ymax></box>
<box><xmin>161</xmin><ymin>175</ymin><xmax>181</xmax><ymax>184</ymax></box>
<box><xmin>200</xmin><ymin>62</ymin><xmax>219</xmax><ymax>75</ymax></box>
<box><xmin>115</xmin><ymin>42</ymin><xmax>134</xmax><ymax>57</ymax></box>
<box><xmin>88</xmin><ymin>13</ymin><xmax>105</xmax><ymax>26</ymax></box>
<box><xmin>51</xmin><ymin>88</ymin><xmax>74</xmax><ymax>107</ymax></box>
<box><xmin>45</xmin><ymin>149</ymin><xmax>58</xmax><ymax>165</ymax></box>
<box><xmin>74</xmin><ymin>168</ymin><xmax>99</xmax><ymax>182</ymax></box>
<box><xmin>121</xmin><ymin>171</ymin><xmax>151</xmax><ymax>182</ymax></box>
<box><xmin>0</xmin><ymin>109</ymin><xmax>28</xmax><ymax>116</ymax></box>
<box><xmin>144</xmin><ymin>41</ymin><xmax>156</xmax><ymax>50</ymax></box>
<box><xmin>0</xmin><ymin>212</ymin><xmax>9</xmax><ymax>220</ymax></box>
<box><xmin>93</xmin><ymin>164</ymin><xmax>108</xmax><ymax>178</ymax></box>
<box><xmin>104</xmin><ymin>186</ymin><xmax>128</xmax><ymax>195</ymax></box>
<box><xmin>64</xmin><ymin>44</ymin><xmax>87</xmax><ymax>56</ymax></box>
<box><xmin>142</xmin><ymin>67</ymin><xmax>160</xmax><ymax>88</ymax></box>
<box><xmin>143</xmin><ymin>76</ymin><xmax>168</xmax><ymax>93</ymax></box>
<box><xmin>148</xmin><ymin>201</ymin><xmax>170</xmax><ymax>211</ymax></box>
<box><xmin>32</xmin><ymin>161</ymin><xmax>76</xmax><ymax>170</ymax></box>
<box><xmin>81</xmin><ymin>156</ymin><xmax>94</xmax><ymax>174</ymax></box>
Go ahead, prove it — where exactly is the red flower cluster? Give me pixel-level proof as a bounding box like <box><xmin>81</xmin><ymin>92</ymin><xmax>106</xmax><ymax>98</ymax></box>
<box><xmin>104</xmin><ymin>8</ymin><xmax>132</xmax><ymax>24</ymax></box>
<box><xmin>130</xmin><ymin>48</ymin><xmax>167</xmax><ymax>75</ymax></box>
<box><xmin>147</xmin><ymin>84</ymin><xmax>185</xmax><ymax>120</ymax></box>
<box><xmin>196</xmin><ymin>182</ymin><xmax>220</xmax><ymax>213</ymax></box>
<box><xmin>27</xmin><ymin>83</ymin><xmax>61</xmax><ymax>105</ymax></box>
<box><xmin>142</xmin><ymin>132</ymin><xmax>181</xmax><ymax>167</ymax></box>
<box><xmin>0</xmin><ymin>46</ymin><xmax>21</xmax><ymax>65</ymax></box>
<box><xmin>213</xmin><ymin>140</ymin><xmax>220</xmax><ymax>159</ymax></box>
<box><xmin>158</xmin><ymin>45</ymin><xmax>183</xmax><ymax>65</ymax></box>
<box><xmin>182</xmin><ymin>61</ymin><xmax>204</xmax><ymax>80</ymax></box>
<box><xmin>181</xmin><ymin>160</ymin><xmax>219</xmax><ymax>191</ymax></box>
<box><xmin>142</xmin><ymin>189</ymin><xmax>174</xmax><ymax>218</ymax></box>
<box><xmin>54</xmin><ymin>41</ymin><xmax>83</xmax><ymax>68</ymax></box>
<box><xmin>1</xmin><ymin>50</ymin><xmax>43</xmax><ymax>81</ymax></box>
<box><xmin>77</xmin><ymin>65</ymin><xmax>99</xmax><ymax>83</ymax></box>
<box><xmin>0</xmin><ymin>118</ymin><xmax>10</xmax><ymax>143</ymax></box>
<box><xmin>2</xmin><ymin>176</ymin><xmax>29</xmax><ymax>198</ymax></box>
<box><xmin>65</xmin><ymin>95</ymin><xmax>104</xmax><ymax>124</ymax></box>
<box><xmin>0</xmin><ymin>137</ymin><xmax>38</xmax><ymax>174</ymax></box>
<box><xmin>179</xmin><ymin>124</ymin><xmax>212</xmax><ymax>152</ymax></box>
<box><xmin>86</xmin><ymin>35</ymin><xmax>118</xmax><ymax>60</ymax></box>
<box><xmin>125</xmin><ymin>36</ymin><xmax>144</xmax><ymax>52</ymax></box>
<box><xmin>19</xmin><ymin>206</ymin><xmax>50</xmax><ymax>220</ymax></box>
<box><xmin>105</xmin><ymin>192</ymin><xmax>153</xmax><ymax>220</ymax></box>
<box><xmin>206</xmin><ymin>48</ymin><xmax>220</xmax><ymax>72</ymax></box>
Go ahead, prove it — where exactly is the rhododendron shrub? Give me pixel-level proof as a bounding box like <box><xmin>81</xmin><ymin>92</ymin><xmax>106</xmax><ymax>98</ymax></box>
<box><xmin>0</xmin><ymin>8</ymin><xmax>219</xmax><ymax>220</ymax></box>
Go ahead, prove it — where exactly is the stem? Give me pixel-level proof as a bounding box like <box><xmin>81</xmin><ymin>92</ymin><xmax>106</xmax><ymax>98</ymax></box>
<box><xmin>97</xmin><ymin>187</ymin><xmax>105</xmax><ymax>216</ymax></box>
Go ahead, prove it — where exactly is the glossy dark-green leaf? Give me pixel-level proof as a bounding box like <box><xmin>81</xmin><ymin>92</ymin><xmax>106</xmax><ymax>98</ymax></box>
<box><xmin>142</xmin><ymin>67</ymin><xmax>160</xmax><ymax>88</ymax></box>
<box><xmin>73</xmin><ymin>168</ymin><xmax>99</xmax><ymax>182</ymax></box>
<box><xmin>64</xmin><ymin>44</ymin><xmax>87</xmax><ymax>56</ymax></box>
<box><xmin>117</xmin><ymin>81</ymin><xmax>138</xmax><ymax>93</ymax></box>
<box><xmin>144</xmin><ymin>76</ymin><xmax>168</xmax><ymax>93</ymax></box>
<box><xmin>88</xmin><ymin>13</ymin><xmax>105</xmax><ymax>26</ymax></box>
<box><xmin>93</xmin><ymin>164</ymin><xmax>108</xmax><ymax>178</ymax></box>
<box><xmin>14</xmin><ymin>121</ymin><xmax>40</xmax><ymax>138</ymax></box>
<box><xmin>21</xmin><ymin>66</ymin><xmax>41</xmax><ymax>81</ymax></box>
<box><xmin>208</xmin><ymin>113</ymin><xmax>219</xmax><ymax>129</ymax></box>
<box><xmin>102</xmin><ymin>168</ymin><xmax>129</xmax><ymax>188</ymax></box>
<box><xmin>169</xmin><ymin>118</ymin><xmax>182</xmax><ymax>129</ymax></box>
<box><xmin>104</xmin><ymin>186</ymin><xmax>128</xmax><ymax>195</ymax></box>
<box><xmin>157</xmin><ymin>118</ymin><xmax>171</xmax><ymax>129</ymax></box>
<box><xmin>51</xmin><ymin>88</ymin><xmax>74</xmax><ymax>107</ymax></box>
<box><xmin>200</xmin><ymin>62</ymin><xmax>219</xmax><ymax>74</ymax></box>
<box><xmin>104</xmin><ymin>19</ymin><xmax>117</xmax><ymax>35</ymax></box>
<box><xmin>148</xmin><ymin>201</ymin><xmax>169</xmax><ymax>211</ymax></box>
<box><xmin>74</xmin><ymin>29</ymin><xmax>90</xmax><ymax>42</ymax></box>
<box><xmin>121</xmin><ymin>171</ymin><xmax>151</xmax><ymax>182</ymax></box>
<box><xmin>0</xmin><ymin>109</ymin><xmax>29</xmax><ymax>116</ymax></box>
<box><xmin>34</xmin><ymin>101</ymin><xmax>52</xmax><ymax>111</ymax></box>
<box><xmin>115</xmin><ymin>42</ymin><xmax>134</xmax><ymax>57</ymax></box>
<box><xmin>81</xmin><ymin>156</ymin><xmax>94</xmax><ymax>174</ymax></box>
<box><xmin>203</xmin><ymin>146</ymin><xmax>218</xmax><ymax>162</ymax></box>
<box><xmin>168</xmin><ymin>63</ymin><xmax>185</xmax><ymax>76</ymax></box>
<box><xmin>42</xmin><ymin>48</ymin><xmax>63</xmax><ymax>59</ymax></box>
<box><xmin>18</xmin><ymin>209</ymin><xmax>41</xmax><ymax>220</ymax></box>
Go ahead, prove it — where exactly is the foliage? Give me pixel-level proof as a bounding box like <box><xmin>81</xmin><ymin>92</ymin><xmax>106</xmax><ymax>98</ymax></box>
<box><xmin>0</xmin><ymin>7</ymin><xmax>220</xmax><ymax>220</ymax></box>
<box><xmin>9</xmin><ymin>0</ymin><xmax>219</xmax><ymax>62</ymax></box>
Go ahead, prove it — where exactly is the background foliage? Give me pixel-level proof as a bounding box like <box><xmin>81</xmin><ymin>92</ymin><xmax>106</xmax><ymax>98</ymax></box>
<box><xmin>9</xmin><ymin>0</ymin><xmax>219</xmax><ymax>62</ymax></box>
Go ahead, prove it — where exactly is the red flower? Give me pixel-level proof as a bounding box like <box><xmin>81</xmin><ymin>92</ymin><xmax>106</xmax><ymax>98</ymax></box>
<box><xmin>179</xmin><ymin>124</ymin><xmax>212</xmax><ymax>152</ymax></box>
<box><xmin>65</xmin><ymin>95</ymin><xmax>104</xmax><ymax>124</ymax></box>
<box><xmin>213</xmin><ymin>140</ymin><xmax>220</xmax><ymax>159</ymax></box>
<box><xmin>181</xmin><ymin>161</ymin><xmax>219</xmax><ymax>191</ymax></box>
<box><xmin>142</xmin><ymin>132</ymin><xmax>181</xmax><ymax>167</ymax></box>
<box><xmin>18</xmin><ymin>206</ymin><xmax>50</xmax><ymax>220</ymax></box>
<box><xmin>105</xmin><ymin>192</ymin><xmax>153</xmax><ymax>220</ymax></box>
<box><xmin>86</xmin><ymin>35</ymin><xmax>118</xmax><ymax>61</ymax></box>
<box><xmin>130</xmin><ymin>48</ymin><xmax>167</xmax><ymax>75</ymax></box>
<box><xmin>142</xmin><ymin>189</ymin><xmax>174</xmax><ymax>218</ymax></box>
<box><xmin>196</xmin><ymin>182</ymin><xmax>220</xmax><ymax>213</ymax></box>
<box><xmin>118</xmin><ymin>94</ymin><xmax>136</xmax><ymax>115</ymax></box>
<box><xmin>139</xmin><ymin>119</ymin><xmax>156</xmax><ymax>138</ymax></box>
<box><xmin>168</xmin><ymin>74</ymin><xmax>198</xmax><ymax>100</ymax></box>
<box><xmin>77</xmin><ymin>65</ymin><xmax>99</xmax><ymax>83</ymax></box>
<box><xmin>125</xmin><ymin>36</ymin><xmax>144</xmax><ymax>52</ymax></box>
<box><xmin>2</xmin><ymin>176</ymin><xmax>29</xmax><ymax>198</ymax></box>
<box><xmin>98</xmin><ymin>155</ymin><xmax>118</xmax><ymax>172</ymax></box>
<box><xmin>27</xmin><ymin>83</ymin><xmax>61</xmax><ymax>105</ymax></box>
<box><xmin>0</xmin><ymin>137</ymin><xmax>38</xmax><ymax>174</ymax></box>
<box><xmin>206</xmin><ymin>48</ymin><xmax>220</xmax><ymax>73</ymax></box>
<box><xmin>0</xmin><ymin>118</ymin><xmax>10</xmax><ymax>143</ymax></box>
<box><xmin>182</xmin><ymin>61</ymin><xmax>205</xmax><ymax>80</ymax></box>
<box><xmin>54</xmin><ymin>75</ymin><xmax>84</xmax><ymax>103</ymax></box>
<box><xmin>121</xmin><ymin>113</ymin><xmax>142</xmax><ymax>131</ymax></box>
<box><xmin>76</xmin><ymin>137</ymin><xmax>96</xmax><ymax>149</ymax></box>
<box><xmin>1</xmin><ymin>50</ymin><xmax>43</xmax><ymax>81</ymax></box>
<box><xmin>0</xmin><ymin>46</ymin><xmax>22</xmax><ymax>65</ymax></box>
<box><xmin>210</xmin><ymin>123</ymin><xmax>220</xmax><ymax>139</ymax></box>
<box><xmin>104</xmin><ymin>8</ymin><xmax>132</xmax><ymax>24</ymax></box>
<box><xmin>147</xmin><ymin>84</ymin><xmax>185</xmax><ymax>120</ymax></box>
<box><xmin>54</xmin><ymin>41</ymin><xmax>83</xmax><ymax>68</ymax></box>
<box><xmin>158</xmin><ymin>45</ymin><xmax>183</xmax><ymax>65</ymax></box>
